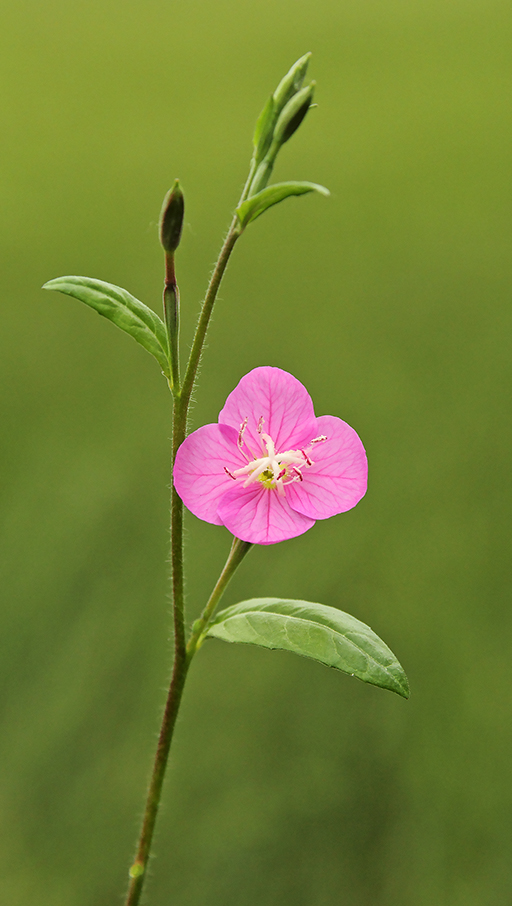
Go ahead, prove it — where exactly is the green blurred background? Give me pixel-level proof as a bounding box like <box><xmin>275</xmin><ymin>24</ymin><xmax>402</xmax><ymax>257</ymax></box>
<box><xmin>2</xmin><ymin>1</ymin><xmax>512</xmax><ymax>903</ymax></box>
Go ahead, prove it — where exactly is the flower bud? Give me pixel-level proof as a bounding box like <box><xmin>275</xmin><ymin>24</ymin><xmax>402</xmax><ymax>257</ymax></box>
<box><xmin>159</xmin><ymin>180</ymin><xmax>184</xmax><ymax>254</ymax></box>
<box><xmin>248</xmin><ymin>83</ymin><xmax>316</xmax><ymax>196</ymax></box>
<box><xmin>273</xmin><ymin>82</ymin><xmax>315</xmax><ymax>147</ymax></box>
<box><xmin>273</xmin><ymin>52</ymin><xmax>311</xmax><ymax>117</ymax></box>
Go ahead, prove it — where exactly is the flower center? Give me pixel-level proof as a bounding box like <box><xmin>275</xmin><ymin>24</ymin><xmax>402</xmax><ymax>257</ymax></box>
<box><xmin>224</xmin><ymin>418</ymin><xmax>327</xmax><ymax>498</ymax></box>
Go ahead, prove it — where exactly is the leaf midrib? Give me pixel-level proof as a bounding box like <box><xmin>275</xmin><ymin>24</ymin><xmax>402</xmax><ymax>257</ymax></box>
<box><xmin>212</xmin><ymin>608</ymin><xmax>401</xmax><ymax>682</ymax></box>
<box><xmin>83</xmin><ymin>284</ymin><xmax>168</xmax><ymax>350</ymax></box>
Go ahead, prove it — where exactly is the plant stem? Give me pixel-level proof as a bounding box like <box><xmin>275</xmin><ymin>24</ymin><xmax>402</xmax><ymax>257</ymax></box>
<box><xmin>124</xmin><ymin>172</ymin><xmax>254</xmax><ymax>906</ymax></box>
<box><xmin>124</xmin><ymin>399</ymin><xmax>187</xmax><ymax>906</ymax></box>
<box><xmin>124</xmin><ymin>534</ymin><xmax>251</xmax><ymax>906</ymax></box>
<box><xmin>163</xmin><ymin>250</ymin><xmax>180</xmax><ymax>393</ymax></box>
<box><xmin>179</xmin><ymin>161</ymin><xmax>255</xmax><ymax>414</ymax></box>
<box><xmin>179</xmin><ymin>222</ymin><xmax>240</xmax><ymax>414</ymax></box>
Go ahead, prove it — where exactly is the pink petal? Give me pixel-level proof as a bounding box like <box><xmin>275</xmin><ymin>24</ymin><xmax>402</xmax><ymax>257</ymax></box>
<box><xmin>173</xmin><ymin>423</ymin><xmax>242</xmax><ymax>525</ymax></box>
<box><xmin>218</xmin><ymin>366</ymin><xmax>316</xmax><ymax>454</ymax></box>
<box><xmin>285</xmin><ymin>415</ymin><xmax>368</xmax><ymax>520</ymax></box>
<box><xmin>217</xmin><ymin>483</ymin><xmax>315</xmax><ymax>545</ymax></box>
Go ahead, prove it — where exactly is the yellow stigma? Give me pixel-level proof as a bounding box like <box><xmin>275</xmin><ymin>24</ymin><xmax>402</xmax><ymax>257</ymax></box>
<box><xmin>258</xmin><ymin>468</ymin><xmax>276</xmax><ymax>489</ymax></box>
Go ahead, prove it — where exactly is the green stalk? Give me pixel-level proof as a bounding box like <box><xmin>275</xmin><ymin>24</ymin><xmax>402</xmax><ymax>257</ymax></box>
<box><xmin>124</xmin><ymin>168</ymin><xmax>254</xmax><ymax>906</ymax></box>
<box><xmin>124</xmin><ymin>398</ymin><xmax>187</xmax><ymax>906</ymax></box>
<box><xmin>179</xmin><ymin>157</ymin><xmax>256</xmax><ymax>415</ymax></box>
<box><xmin>179</xmin><ymin>224</ymin><xmax>240</xmax><ymax>413</ymax></box>
<box><xmin>124</xmin><ymin>532</ymin><xmax>251</xmax><ymax>906</ymax></box>
<box><xmin>187</xmin><ymin>537</ymin><xmax>253</xmax><ymax>658</ymax></box>
<box><xmin>163</xmin><ymin>251</ymin><xmax>181</xmax><ymax>393</ymax></box>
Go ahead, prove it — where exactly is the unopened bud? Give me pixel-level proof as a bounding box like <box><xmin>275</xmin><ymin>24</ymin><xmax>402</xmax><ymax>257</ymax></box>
<box><xmin>159</xmin><ymin>179</ymin><xmax>184</xmax><ymax>254</ymax></box>
<box><xmin>273</xmin><ymin>52</ymin><xmax>311</xmax><ymax>116</ymax></box>
<box><xmin>274</xmin><ymin>82</ymin><xmax>315</xmax><ymax>147</ymax></box>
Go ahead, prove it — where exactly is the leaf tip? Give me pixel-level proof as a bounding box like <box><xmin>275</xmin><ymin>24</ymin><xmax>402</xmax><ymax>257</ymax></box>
<box><xmin>396</xmin><ymin>674</ymin><xmax>410</xmax><ymax>699</ymax></box>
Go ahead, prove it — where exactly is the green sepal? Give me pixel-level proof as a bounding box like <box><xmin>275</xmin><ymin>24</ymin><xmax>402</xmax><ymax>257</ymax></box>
<box><xmin>252</xmin><ymin>95</ymin><xmax>276</xmax><ymax>165</ymax></box>
<box><xmin>236</xmin><ymin>181</ymin><xmax>329</xmax><ymax>228</ymax></box>
<box><xmin>205</xmin><ymin>598</ymin><xmax>409</xmax><ymax>699</ymax></box>
<box><xmin>43</xmin><ymin>276</ymin><xmax>171</xmax><ymax>378</ymax></box>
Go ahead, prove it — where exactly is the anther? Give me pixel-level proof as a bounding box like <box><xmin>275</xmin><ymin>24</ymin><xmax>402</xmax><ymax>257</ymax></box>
<box><xmin>301</xmin><ymin>449</ymin><xmax>313</xmax><ymax>466</ymax></box>
<box><xmin>224</xmin><ymin>467</ymin><xmax>236</xmax><ymax>480</ymax></box>
<box><xmin>310</xmin><ymin>435</ymin><xmax>327</xmax><ymax>444</ymax></box>
<box><xmin>237</xmin><ymin>417</ymin><xmax>248</xmax><ymax>449</ymax></box>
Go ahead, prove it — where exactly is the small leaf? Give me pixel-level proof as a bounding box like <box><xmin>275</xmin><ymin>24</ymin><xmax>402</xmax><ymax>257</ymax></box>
<box><xmin>236</xmin><ymin>181</ymin><xmax>329</xmax><ymax>228</ymax></box>
<box><xmin>253</xmin><ymin>95</ymin><xmax>276</xmax><ymax>164</ymax></box>
<box><xmin>206</xmin><ymin>598</ymin><xmax>409</xmax><ymax>698</ymax></box>
<box><xmin>43</xmin><ymin>276</ymin><xmax>171</xmax><ymax>377</ymax></box>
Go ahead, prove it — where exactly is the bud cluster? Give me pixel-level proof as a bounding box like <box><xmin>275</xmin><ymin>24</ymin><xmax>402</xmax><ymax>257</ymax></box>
<box><xmin>249</xmin><ymin>53</ymin><xmax>315</xmax><ymax>197</ymax></box>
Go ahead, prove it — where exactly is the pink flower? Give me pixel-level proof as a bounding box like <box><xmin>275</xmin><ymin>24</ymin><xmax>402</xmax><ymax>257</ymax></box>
<box><xmin>173</xmin><ymin>367</ymin><xmax>368</xmax><ymax>545</ymax></box>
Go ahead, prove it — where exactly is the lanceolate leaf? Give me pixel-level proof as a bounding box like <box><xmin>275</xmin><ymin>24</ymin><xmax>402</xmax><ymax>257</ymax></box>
<box><xmin>206</xmin><ymin>598</ymin><xmax>409</xmax><ymax>698</ymax></box>
<box><xmin>43</xmin><ymin>276</ymin><xmax>171</xmax><ymax>378</ymax></box>
<box><xmin>236</xmin><ymin>181</ymin><xmax>329</xmax><ymax>228</ymax></box>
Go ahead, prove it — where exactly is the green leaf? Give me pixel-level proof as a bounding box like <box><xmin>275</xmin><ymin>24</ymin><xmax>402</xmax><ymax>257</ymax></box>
<box><xmin>252</xmin><ymin>95</ymin><xmax>276</xmax><ymax>164</ymax></box>
<box><xmin>236</xmin><ymin>181</ymin><xmax>329</xmax><ymax>228</ymax></box>
<box><xmin>206</xmin><ymin>598</ymin><xmax>409</xmax><ymax>699</ymax></box>
<box><xmin>43</xmin><ymin>276</ymin><xmax>171</xmax><ymax>378</ymax></box>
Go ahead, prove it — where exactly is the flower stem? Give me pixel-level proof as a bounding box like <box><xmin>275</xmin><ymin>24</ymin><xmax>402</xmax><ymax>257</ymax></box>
<box><xmin>187</xmin><ymin>536</ymin><xmax>253</xmax><ymax>658</ymax></box>
<box><xmin>163</xmin><ymin>251</ymin><xmax>181</xmax><ymax>393</ymax></box>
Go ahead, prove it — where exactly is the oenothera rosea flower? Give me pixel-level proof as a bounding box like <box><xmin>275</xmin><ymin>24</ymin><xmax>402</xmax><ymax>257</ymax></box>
<box><xmin>173</xmin><ymin>367</ymin><xmax>368</xmax><ymax>545</ymax></box>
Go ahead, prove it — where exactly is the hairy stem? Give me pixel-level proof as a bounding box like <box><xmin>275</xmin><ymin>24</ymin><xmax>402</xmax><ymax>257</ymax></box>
<box><xmin>180</xmin><ymin>161</ymin><xmax>255</xmax><ymax>414</ymax></box>
<box><xmin>179</xmin><ymin>222</ymin><xmax>240</xmax><ymax>413</ymax></box>
<box><xmin>124</xmin><ymin>534</ymin><xmax>251</xmax><ymax>906</ymax></box>
<box><xmin>124</xmin><ymin>399</ymin><xmax>187</xmax><ymax>906</ymax></box>
<box><xmin>124</xmin><ymin>171</ymin><xmax>253</xmax><ymax>906</ymax></box>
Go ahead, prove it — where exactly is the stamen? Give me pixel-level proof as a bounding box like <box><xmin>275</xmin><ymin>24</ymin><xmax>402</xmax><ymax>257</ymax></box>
<box><xmin>237</xmin><ymin>417</ymin><xmax>248</xmax><ymax>449</ymax></box>
<box><xmin>242</xmin><ymin>461</ymin><xmax>269</xmax><ymax>487</ymax></box>
<box><xmin>225</xmin><ymin>427</ymin><xmax>317</xmax><ymax>496</ymax></box>
<box><xmin>262</xmin><ymin>433</ymin><xmax>276</xmax><ymax>459</ymax></box>
<box><xmin>233</xmin><ymin>458</ymin><xmax>265</xmax><ymax>478</ymax></box>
